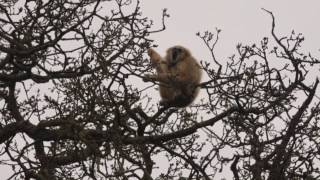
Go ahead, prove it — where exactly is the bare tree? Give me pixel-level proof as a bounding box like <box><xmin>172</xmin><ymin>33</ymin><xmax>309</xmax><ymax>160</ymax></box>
<box><xmin>0</xmin><ymin>0</ymin><xmax>319</xmax><ymax>180</ymax></box>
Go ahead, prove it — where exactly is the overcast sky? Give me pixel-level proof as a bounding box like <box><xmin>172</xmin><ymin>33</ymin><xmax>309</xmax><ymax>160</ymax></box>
<box><xmin>1</xmin><ymin>0</ymin><xmax>320</xmax><ymax>179</ymax></box>
<box><xmin>140</xmin><ymin>1</ymin><xmax>320</xmax><ymax>178</ymax></box>
<box><xmin>141</xmin><ymin>0</ymin><xmax>320</xmax><ymax>61</ymax></box>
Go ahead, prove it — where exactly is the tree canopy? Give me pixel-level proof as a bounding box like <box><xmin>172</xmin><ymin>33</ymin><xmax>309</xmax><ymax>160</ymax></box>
<box><xmin>0</xmin><ymin>0</ymin><xmax>320</xmax><ymax>179</ymax></box>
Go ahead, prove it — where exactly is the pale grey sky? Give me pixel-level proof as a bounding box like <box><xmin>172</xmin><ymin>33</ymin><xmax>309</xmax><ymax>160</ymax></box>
<box><xmin>141</xmin><ymin>0</ymin><xmax>320</xmax><ymax>60</ymax></box>
<box><xmin>1</xmin><ymin>0</ymin><xmax>320</xmax><ymax>179</ymax></box>
<box><xmin>140</xmin><ymin>1</ymin><xmax>320</xmax><ymax>179</ymax></box>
